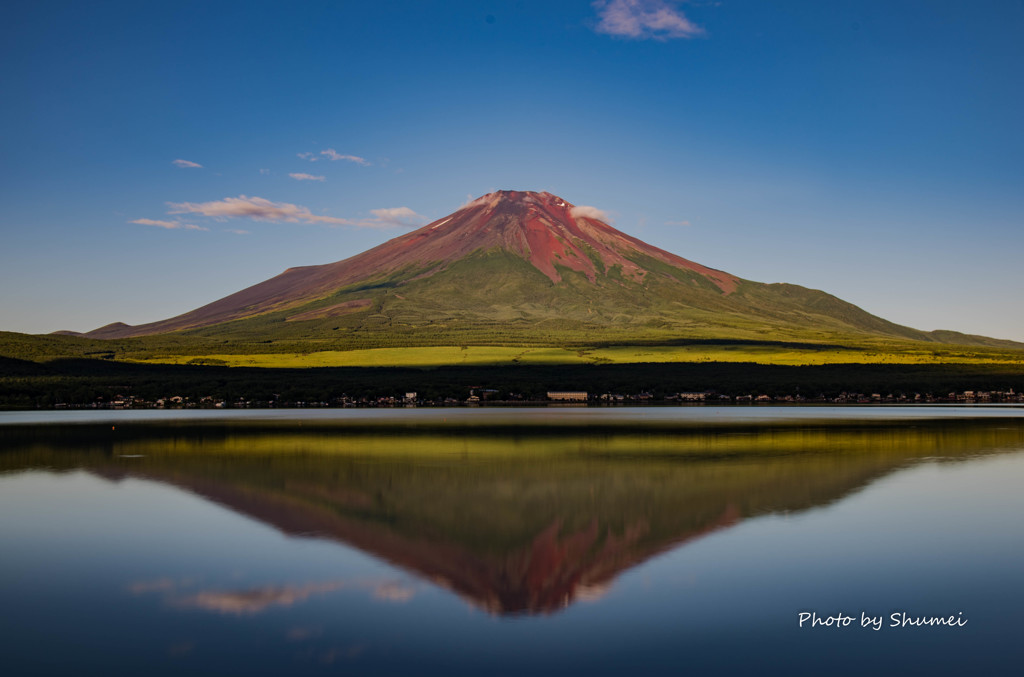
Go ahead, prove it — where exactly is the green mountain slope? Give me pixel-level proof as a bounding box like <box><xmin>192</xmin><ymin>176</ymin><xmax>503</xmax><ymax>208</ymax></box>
<box><xmin>164</xmin><ymin>247</ymin><xmax>1014</xmax><ymax>351</ymax></box>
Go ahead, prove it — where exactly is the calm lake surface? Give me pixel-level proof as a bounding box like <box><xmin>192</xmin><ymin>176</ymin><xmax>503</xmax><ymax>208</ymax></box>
<box><xmin>2</xmin><ymin>406</ymin><xmax>1023</xmax><ymax>676</ymax></box>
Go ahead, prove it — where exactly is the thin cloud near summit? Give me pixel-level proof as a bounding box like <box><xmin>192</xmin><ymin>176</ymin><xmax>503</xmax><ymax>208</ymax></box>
<box><xmin>570</xmin><ymin>205</ymin><xmax>613</xmax><ymax>223</ymax></box>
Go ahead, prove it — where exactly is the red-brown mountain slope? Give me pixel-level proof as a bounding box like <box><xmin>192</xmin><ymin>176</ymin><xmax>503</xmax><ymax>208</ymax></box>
<box><xmin>86</xmin><ymin>190</ymin><xmax>738</xmax><ymax>338</ymax></box>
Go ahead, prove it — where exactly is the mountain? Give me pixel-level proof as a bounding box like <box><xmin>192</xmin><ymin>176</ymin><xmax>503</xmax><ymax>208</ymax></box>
<box><xmin>82</xmin><ymin>190</ymin><xmax>1009</xmax><ymax>346</ymax></box>
<box><xmin>7</xmin><ymin>419</ymin><xmax>1022</xmax><ymax>614</ymax></box>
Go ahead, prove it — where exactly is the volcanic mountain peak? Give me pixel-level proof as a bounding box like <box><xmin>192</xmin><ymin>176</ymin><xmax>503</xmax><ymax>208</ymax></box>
<box><xmin>83</xmin><ymin>189</ymin><xmax>961</xmax><ymax>344</ymax></box>
<box><xmin>394</xmin><ymin>189</ymin><xmax>737</xmax><ymax>291</ymax></box>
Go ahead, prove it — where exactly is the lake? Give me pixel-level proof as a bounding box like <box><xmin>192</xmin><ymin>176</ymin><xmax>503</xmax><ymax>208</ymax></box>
<box><xmin>2</xmin><ymin>406</ymin><xmax>1023</xmax><ymax>676</ymax></box>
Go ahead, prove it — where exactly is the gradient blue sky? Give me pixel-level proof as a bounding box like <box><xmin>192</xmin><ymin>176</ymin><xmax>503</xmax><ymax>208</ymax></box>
<box><xmin>2</xmin><ymin>1</ymin><xmax>1022</xmax><ymax>340</ymax></box>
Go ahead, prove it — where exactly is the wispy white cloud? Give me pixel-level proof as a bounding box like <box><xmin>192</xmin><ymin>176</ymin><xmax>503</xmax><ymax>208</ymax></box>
<box><xmin>364</xmin><ymin>207</ymin><xmax>425</xmax><ymax>228</ymax></box>
<box><xmin>289</xmin><ymin>172</ymin><xmax>326</xmax><ymax>182</ymax></box>
<box><xmin>130</xmin><ymin>218</ymin><xmax>208</xmax><ymax>231</ymax></box>
<box><xmin>320</xmin><ymin>149</ymin><xmax>370</xmax><ymax>165</ymax></box>
<box><xmin>226</xmin><ymin>228</ymin><xmax>250</xmax><ymax>235</ymax></box>
<box><xmin>167</xmin><ymin>195</ymin><xmax>352</xmax><ymax>225</ymax></box>
<box><xmin>297</xmin><ymin>149</ymin><xmax>370</xmax><ymax>165</ymax></box>
<box><xmin>259</xmin><ymin>168</ymin><xmax>270</xmax><ymax>175</ymax></box>
<box><xmin>165</xmin><ymin>195</ymin><xmax>422</xmax><ymax>230</ymax></box>
<box><xmin>665</xmin><ymin>219</ymin><xmax>691</xmax><ymax>226</ymax></box>
<box><xmin>460</xmin><ymin>193</ymin><xmax>483</xmax><ymax>209</ymax></box>
<box><xmin>172</xmin><ymin>158</ymin><xmax>203</xmax><ymax>168</ymax></box>
<box><xmin>570</xmin><ymin>205</ymin><xmax>612</xmax><ymax>223</ymax></box>
<box><xmin>592</xmin><ymin>0</ymin><xmax>704</xmax><ymax>40</ymax></box>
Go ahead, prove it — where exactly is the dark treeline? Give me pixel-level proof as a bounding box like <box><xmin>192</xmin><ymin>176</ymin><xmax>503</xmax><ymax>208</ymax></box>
<box><xmin>2</xmin><ymin>356</ymin><xmax>1024</xmax><ymax>409</ymax></box>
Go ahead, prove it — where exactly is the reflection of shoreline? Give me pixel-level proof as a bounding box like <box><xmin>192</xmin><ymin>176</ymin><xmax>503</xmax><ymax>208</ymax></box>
<box><xmin>6</xmin><ymin>411</ymin><xmax>1024</xmax><ymax>457</ymax></box>
<box><xmin>7</xmin><ymin>420</ymin><xmax>1024</xmax><ymax>615</ymax></box>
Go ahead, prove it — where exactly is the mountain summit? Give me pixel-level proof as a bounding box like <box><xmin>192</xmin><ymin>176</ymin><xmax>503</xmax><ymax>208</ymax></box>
<box><xmin>84</xmin><ymin>190</ymin><xmax>987</xmax><ymax>346</ymax></box>
<box><xmin>386</xmin><ymin>190</ymin><xmax>738</xmax><ymax>291</ymax></box>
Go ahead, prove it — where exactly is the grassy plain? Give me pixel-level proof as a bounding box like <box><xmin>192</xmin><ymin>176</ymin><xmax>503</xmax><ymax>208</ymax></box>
<box><xmin>3</xmin><ymin>329</ymin><xmax>1024</xmax><ymax>409</ymax></box>
<box><xmin>126</xmin><ymin>342</ymin><xmax>1024</xmax><ymax>369</ymax></box>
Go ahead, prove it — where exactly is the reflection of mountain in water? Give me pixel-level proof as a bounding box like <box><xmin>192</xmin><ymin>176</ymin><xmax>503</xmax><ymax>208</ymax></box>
<box><xmin>4</xmin><ymin>419</ymin><xmax>1024</xmax><ymax>615</ymax></box>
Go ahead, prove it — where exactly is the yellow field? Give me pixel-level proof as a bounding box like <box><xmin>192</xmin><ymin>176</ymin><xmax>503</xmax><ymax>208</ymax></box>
<box><xmin>129</xmin><ymin>344</ymin><xmax>1024</xmax><ymax>368</ymax></box>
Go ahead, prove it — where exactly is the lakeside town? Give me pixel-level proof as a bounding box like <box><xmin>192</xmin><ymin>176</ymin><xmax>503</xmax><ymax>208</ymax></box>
<box><xmin>49</xmin><ymin>387</ymin><xmax>1024</xmax><ymax>410</ymax></box>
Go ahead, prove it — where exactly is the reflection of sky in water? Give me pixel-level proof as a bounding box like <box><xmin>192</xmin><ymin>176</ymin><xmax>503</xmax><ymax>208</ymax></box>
<box><xmin>618</xmin><ymin>453</ymin><xmax>1024</xmax><ymax>613</ymax></box>
<box><xmin>0</xmin><ymin>422</ymin><xmax>1022</xmax><ymax>675</ymax></box>
<box><xmin>0</xmin><ymin>470</ymin><xmax>416</xmax><ymax>591</ymax></box>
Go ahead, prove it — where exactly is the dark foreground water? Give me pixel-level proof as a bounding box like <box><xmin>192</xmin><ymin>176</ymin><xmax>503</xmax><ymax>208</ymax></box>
<box><xmin>2</xmin><ymin>407</ymin><xmax>1023</xmax><ymax>676</ymax></box>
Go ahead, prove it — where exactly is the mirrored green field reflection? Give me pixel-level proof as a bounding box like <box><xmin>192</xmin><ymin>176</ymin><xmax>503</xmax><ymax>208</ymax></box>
<box><xmin>2</xmin><ymin>411</ymin><xmax>1023</xmax><ymax>675</ymax></box>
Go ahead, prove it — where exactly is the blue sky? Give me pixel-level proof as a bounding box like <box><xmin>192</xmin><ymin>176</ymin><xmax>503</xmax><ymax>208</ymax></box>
<box><xmin>2</xmin><ymin>0</ymin><xmax>1022</xmax><ymax>340</ymax></box>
